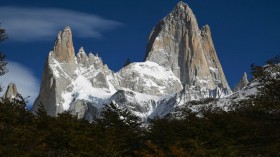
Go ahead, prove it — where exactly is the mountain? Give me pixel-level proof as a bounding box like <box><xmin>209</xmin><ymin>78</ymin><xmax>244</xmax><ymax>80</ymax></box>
<box><xmin>32</xmin><ymin>2</ymin><xmax>236</xmax><ymax>120</ymax></box>
<box><xmin>145</xmin><ymin>2</ymin><xmax>231</xmax><ymax>99</ymax></box>
<box><xmin>1</xmin><ymin>83</ymin><xmax>19</xmax><ymax>101</ymax></box>
<box><xmin>32</xmin><ymin>27</ymin><xmax>117</xmax><ymax>117</ymax></box>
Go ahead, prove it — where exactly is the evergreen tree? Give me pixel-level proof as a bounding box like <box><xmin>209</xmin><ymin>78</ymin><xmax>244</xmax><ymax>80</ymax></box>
<box><xmin>94</xmin><ymin>103</ymin><xmax>142</xmax><ymax>156</ymax></box>
<box><xmin>0</xmin><ymin>25</ymin><xmax>7</xmax><ymax>91</ymax></box>
<box><xmin>250</xmin><ymin>55</ymin><xmax>280</xmax><ymax>111</ymax></box>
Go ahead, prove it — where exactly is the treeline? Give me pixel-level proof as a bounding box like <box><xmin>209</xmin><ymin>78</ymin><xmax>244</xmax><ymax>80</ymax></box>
<box><xmin>0</xmin><ymin>97</ymin><xmax>280</xmax><ymax>157</ymax></box>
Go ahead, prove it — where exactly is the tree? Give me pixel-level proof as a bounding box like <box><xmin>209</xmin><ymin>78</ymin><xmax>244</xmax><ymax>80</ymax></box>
<box><xmin>0</xmin><ymin>25</ymin><xmax>8</xmax><ymax>91</ymax></box>
<box><xmin>94</xmin><ymin>103</ymin><xmax>143</xmax><ymax>156</ymax></box>
<box><xmin>250</xmin><ymin>55</ymin><xmax>280</xmax><ymax>111</ymax></box>
<box><xmin>0</xmin><ymin>25</ymin><xmax>7</xmax><ymax>42</ymax></box>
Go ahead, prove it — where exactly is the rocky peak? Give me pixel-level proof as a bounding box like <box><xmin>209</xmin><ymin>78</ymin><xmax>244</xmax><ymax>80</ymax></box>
<box><xmin>53</xmin><ymin>26</ymin><xmax>75</xmax><ymax>63</ymax></box>
<box><xmin>171</xmin><ymin>1</ymin><xmax>193</xmax><ymax>15</ymax></box>
<box><xmin>84</xmin><ymin>52</ymin><xmax>105</xmax><ymax>70</ymax></box>
<box><xmin>177</xmin><ymin>1</ymin><xmax>187</xmax><ymax>7</ymax></box>
<box><xmin>166</xmin><ymin>1</ymin><xmax>198</xmax><ymax>29</ymax></box>
<box><xmin>174</xmin><ymin>1</ymin><xmax>193</xmax><ymax>14</ymax></box>
<box><xmin>77</xmin><ymin>47</ymin><xmax>88</xmax><ymax>65</ymax></box>
<box><xmin>201</xmin><ymin>25</ymin><xmax>211</xmax><ymax>38</ymax></box>
<box><xmin>145</xmin><ymin>1</ymin><xmax>231</xmax><ymax>99</ymax></box>
<box><xmin>78</xmin><ymin>47</ymin><xmax>86</xmax><ymax>54</ymax></box>
<box><xmin>32</xmin><ymin>27</ymin><xmax>77</xmax><ymax>116</ymax></box>
<box><xmin>88</xmin><ymin>52</ymin><xmax>94</xmax><ymax>57</ymax></box>
<box><xmin>93</xmin><ymin>55</ymin><xmax>104</xmax><ymax>69</ymax></box>
<box><xmin>234</xmin><ymin>72</ymin><xmax>249</xmax><ymax>92</ymax></box>
<box><xmin>2</xmin><ymin>83</ymin><xmax>18</xmax><ymax>100</ymax></box>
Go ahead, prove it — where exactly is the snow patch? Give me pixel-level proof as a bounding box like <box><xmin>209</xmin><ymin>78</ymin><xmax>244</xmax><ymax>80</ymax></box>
<box><xmin>209</xmin><ymin>67</ymin><xmax>218</xmax><ymax>72</ymax></box>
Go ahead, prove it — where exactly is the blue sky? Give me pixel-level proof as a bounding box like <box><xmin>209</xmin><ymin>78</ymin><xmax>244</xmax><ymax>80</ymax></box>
<box><xmin>0</xmin><ymin>0</ymin><xmax>280</xmax><ymax>105</ymax></box>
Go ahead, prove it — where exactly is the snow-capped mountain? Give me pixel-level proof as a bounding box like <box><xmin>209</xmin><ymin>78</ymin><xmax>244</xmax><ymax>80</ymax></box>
<box><xmin>32</xmin><ymin>2</ymin><xmax>240</xmax><ymax>120</ymax></box>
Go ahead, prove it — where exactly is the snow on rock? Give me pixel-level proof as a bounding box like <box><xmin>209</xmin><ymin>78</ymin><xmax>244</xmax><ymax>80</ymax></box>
<box><xmin>110</xmin><ymin>88</ymin><xmax>160</xmax><ymax>120</ymax></box>
<box><xmin>164</xmin><ymin>80</ymin><xmax>260</xmax><ymax>119</ymax></box>
<box><xmin>33</xmin><ymin>1</ymin><xmax>240</xmax><ymax>120</ymax></box>
<box><xmin>61</xmin><ymin>75</ymin><xmax>115</xmax><ymax>110</ymax></box>
<box><xmin>117</xmin><ymin>61</ymin><xmax>183</xmax><ymax>96</ymax></box>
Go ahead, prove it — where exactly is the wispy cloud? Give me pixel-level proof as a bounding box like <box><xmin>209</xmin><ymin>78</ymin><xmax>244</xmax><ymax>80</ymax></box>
<box><xmin>0</xmin><ymin>61</ymin><xmax>40</xmax><ymax>106</ymax></box>
<box><xmin>0</xmin><ymin>6</ymin><xmax>123</xmax><ymax>42</ymax></box>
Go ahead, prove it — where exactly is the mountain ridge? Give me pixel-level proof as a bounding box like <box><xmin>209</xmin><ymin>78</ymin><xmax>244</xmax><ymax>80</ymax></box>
<box><xmin>32</xmin><ymin>1</ymin><xmax>237</xmax><ymax>120</ymax></box>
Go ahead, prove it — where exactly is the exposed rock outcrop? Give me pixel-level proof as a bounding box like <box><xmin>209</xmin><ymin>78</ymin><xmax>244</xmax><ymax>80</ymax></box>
<box><xmin>32</xmin><ymin>26</ymin><xmax>77</xmax><ymax>116</ymax></box>
<box><xmin>77</xmin><ymin>47</ymin><xmax>88</xmax><ymax>66</ymax></box>
<box><xmin>145</xmin><ymin>2</ymin><xmax>231</xmax><ymax>99</ymax></box>
<box><xmin>69</xmin><ymin>100</ymin><xmax>98</xmax><ymax>120</ymax></box>
<box><xmin>53</xmin><ymin>26</ymin><xmax>75</xmax><ymax>63</ymax></box>
<box><xmin>234</xmin><ymin>72</ymin><xmax>249</xmax><ymax>92</ymax></box>
<box><xmin>2</xmin><ymin>83</ymin><xmax>18</xmax><ymax>100</ymax></box>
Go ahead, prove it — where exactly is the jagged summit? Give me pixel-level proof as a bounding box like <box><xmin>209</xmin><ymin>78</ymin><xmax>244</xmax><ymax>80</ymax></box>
<box><xmin>173</xmin><ymin>1</ymin><xmax>192</xmax><ymax>13</ymax></box>
<box><xmin>177</xmin><ymin>1</ymin><xmax>187</xmax><ymax>6</ymax></box>
<box><xmin>77</xmin><ymin>47</ymin><xmax>88</xmax><ymax>65</ymax></box>
<box><xmin>174</xmin><ymin>1</ymin><xmax>193</xmax><ymax>13</ymax></box>
<box><xmin>201</xmin><ymin>25</ymin><xmax>211</xmax><ymax>37</ymax></box>
<box><xmin>145</xmin><ymin>1</ymin><xmax>231</xmax><ymax>99</ymax></box>
<box><xmin>53</xmin><ymin>26</ymin><xmax>75</xmax><ymax>63</ymax></box>
<box><xmin>78</xmin><ymin>47</ymin><xmax>85</xmax><ymax>53</ymax></box>
<box><xmin>234</xmin><ymin>72</ymin><xmax>249</xmax><ymax>92</ymax></box>
<box><xmin>166</xmin><ymin>1</ymin><xmax>198</xmax><ymax>26</ymax></box>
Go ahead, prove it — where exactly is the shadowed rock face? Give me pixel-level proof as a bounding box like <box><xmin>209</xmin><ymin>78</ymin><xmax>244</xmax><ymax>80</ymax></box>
<box><xmin>234</xmin><ymin>72</ymin><xmax>249</xmax><ymax>92</ymax></box>
<box><xmin>145</xmin><ymin>1</ymin><xmax>231</xmax><ymax>98</ymax></box>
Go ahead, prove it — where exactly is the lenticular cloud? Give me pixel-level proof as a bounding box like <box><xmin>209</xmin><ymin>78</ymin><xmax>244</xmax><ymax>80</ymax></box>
<box><xmin>0</xmin><ymin>7</ymin><xmax>123</xmax><ymax>42</ymax></box>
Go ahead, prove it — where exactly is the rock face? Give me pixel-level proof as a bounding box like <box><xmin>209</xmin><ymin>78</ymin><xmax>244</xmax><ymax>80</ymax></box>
<box><xmin>53</xmin><ymin>26</ymin><xmax>75</xmax><ymax>63</ymax></box>
<box><xmin>234</xmin><ymin>72</ymin><xmax>249</xmax><ymax>92</ymax></box>
<box><xmin>32</xmin><ymin>2</ymin><xmax>233</xmax><ymax>120</ymax></box>
<box><xmin>32</xmin><ymin>27</ymin><xmax>77</xmax><ymax>116</ymax></box>
<box><xmin>109</xmin><ymin>89</ymin><xmax>158</xmax><ymax>119</ymax></box>
<box><xmin>145</xmin><ymin>2</ymin><xmax>231</xmax><ymax>99</ymax></box>
<box><xmin>2</xmin><ymin>83</ymin><xmax>18</xmax><ymax>100</ymax></box>
<box><xmin>69</xmin><ymin>100</ymin><xmax>98</xmax><ymax>120</ymax></box>
<box><xmin>32</xmin><ymin>26</ymin><xmax>117</xmax><ymax>116</ymax></box>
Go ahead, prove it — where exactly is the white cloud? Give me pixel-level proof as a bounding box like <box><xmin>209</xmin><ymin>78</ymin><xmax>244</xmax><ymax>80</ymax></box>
<box><xmin>0</xmin><ymin>61</ymin><xmax>40</xmax><ymax>106</ymax></box>
<box><xmin>0</xmin><ymin>6</ymin><xmax>123</xmax><ymax>42</ymax></box>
